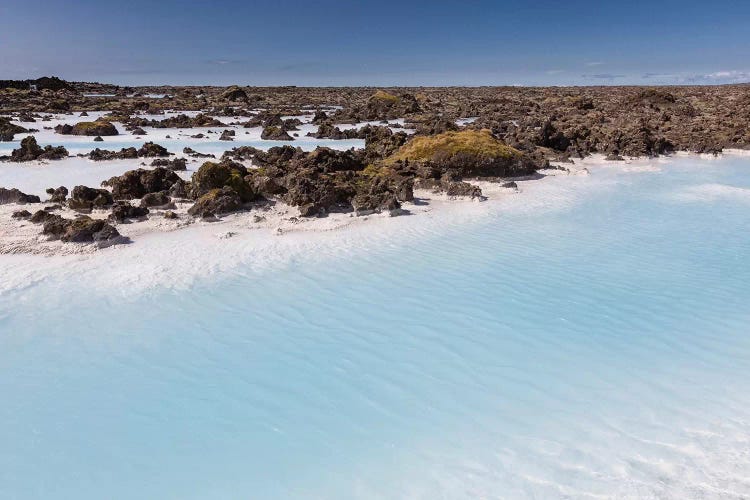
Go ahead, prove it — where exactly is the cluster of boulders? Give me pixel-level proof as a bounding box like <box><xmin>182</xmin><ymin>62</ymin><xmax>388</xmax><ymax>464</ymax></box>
<box><xmin>4</xmin><ymin>136</ymin><xmax>68</xmax><ymax>161</ymax></box>
<box><xmin>161</xmin><ymin>128</ymin><xmax>539</xmax><ymax>218</ymax></box>
<box><xmin>4</xmin><ymin>125</ymin><xmax>543</xmax><ymax>249</ymax></box>
<box><xmin>87</xmin><ymin>142</ymin><xmax>171</xmax><ymax>161</ymax></box>
<box><xmin>124</xmin><ymin>113</ymin><xmax>224</xmax><ymax>129</ymax></box>
<box><xmin>2</xmin><ymin>186</ymin><xmax>122</xmax><ymax>245</ymax></box>
<box><xmin>28</xmin><ymin>210</ymin><xmax>122</xmax><ymax>244</ymax></box>
<box><xmin>1</xmin><ymin>78</ymin><xmax>746</xmax><ymax>157</ymax></box>
<box><xmin>150</xmin><ymin>157</ymin><xmax>187</xmax><ymax>170</ymax></box>
<box><xmin>5</xmin><ymin>79</ymin><xmax>750</xmax><ymax>251</ymax></box>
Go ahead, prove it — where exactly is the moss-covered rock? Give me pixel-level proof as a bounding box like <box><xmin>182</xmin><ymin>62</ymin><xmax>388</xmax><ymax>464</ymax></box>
<box><xmin>370</xmin><ymin>90</ymin><xmax>400</xmax><ymax>104</ymax></box>
<box><xmin>56</xmin><ymin>120</ymin><xmax>118</xmax><ymax>136</ymax></box>
<box><xmin>386</xmin><ymin>129</ymin><xmax>536</xmax><ymax>178</ymax></box>
<box><xmin>189</xmin><ymin>161</ymin><xmax>255</xmax><ymax>202</ymax></box>
<box><xmin>187</xmin><ymin>187</ymin><xmax>242</xmax><ymax>217</ymax></box>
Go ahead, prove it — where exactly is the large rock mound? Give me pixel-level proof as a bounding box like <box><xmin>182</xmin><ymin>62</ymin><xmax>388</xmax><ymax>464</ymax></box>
<box><xmin>55</xmin><ymin>120</ymin><xmax>118</xmax><ymax>136</ymax></box>
<box><xmin>386</xmin><ymin>129</ymin><xmax>536</xmax><ymax>178</ymax></box>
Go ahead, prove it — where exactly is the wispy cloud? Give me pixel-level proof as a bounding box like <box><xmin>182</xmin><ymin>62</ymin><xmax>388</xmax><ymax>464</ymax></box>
<box><xmin>276</xmin><ymin>62</ymin><xmax>330</xmax><ymax>74</ymax></box>
<box><xmin>207</xmin><ymin>59</ymin><xmax>247</xmax><ymax>66</ymax></box>
<box><xmin>642</xmin><ymin>70</ymin><xmax>750</xmax><ymax>84</ymax></box>
<box><xmin>690</xmin><ymin>70</ymin><xmax>750</xmax><ymax>83</ymax></box>
<box><xmin>582</xmin><ymin>73</ymin><xmax>624</xmax><ymax>80</ymax></box>
<box><xmin>545</xmin><ymin>69</ymin><xmax>565</xmax><ymax>75</ymax></box>
<box><xmin>585</xmin><ymin>61</ymin><xmax>604</xmax><ymax>67</ymax></box>
<box><xmin>642</xmin><ymin>72</ymin><xmax>680</xmax><ymax>80</ymax></box>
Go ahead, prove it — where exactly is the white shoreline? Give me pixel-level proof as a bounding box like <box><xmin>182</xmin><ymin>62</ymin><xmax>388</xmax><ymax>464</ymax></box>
<box><xmin>1</xmin><ymin>146</ymin><xmax>746</xmax><ymax>295</ymax></box>
<box><xmin>0</xmin><ymin>168</ymin><xmax>583</xmax><ymax>295</ymax></box>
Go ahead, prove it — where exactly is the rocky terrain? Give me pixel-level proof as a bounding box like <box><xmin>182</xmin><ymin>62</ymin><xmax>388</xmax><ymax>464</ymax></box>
<box><xmin>1</xmin><ymin>77</ymin><xmax>748</xmax><ymax>251</ymax></box>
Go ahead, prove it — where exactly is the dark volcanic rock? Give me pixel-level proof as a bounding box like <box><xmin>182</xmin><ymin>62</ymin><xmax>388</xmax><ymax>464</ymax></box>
<box><xmin>0</xmin><ymin>187</ymin><xmax>41</xmax><ymax>204</ymax></box>
<box><xmin>351</xmin><ymin>174</ymin><xmax>412</xmax><ymax>216</ymax></box>
<box><xmin>45</xmin><ymin>186</ymin><xmax>68</xmax><ymax>203</ymax></box>
<box><xmin>445</xmin><ymin>181</ymin><xmax>483</xmax><ymax>198</ymax></box>
<box><xmin>109</xmin><ymin>201</ymin><xmax>149</xmax><ymax>222</ymax></box>
<box><xmin>103</xmin><ymin>167</ymin><xmax>182</xmax><ymax>200</ymax></box>
<box><xmin>42</xmin><ymin>215</ymin><xmax>121</xmax><ymax>244</ymax></box>
<box><xmin>9</xmin><ymin>136</ymin><xmax>68</xmax><ymax>162</ymax></box>
<box><xmin>414</xmin><ymin>178</ymin><xmax>483</xmax><ymax>198</ymax></box>
<box><xmin>88</xmin><ymin>147</ymin><xmax>138</xmax><ymax>161</ymax></box>
<box><xmin>137</xmin><ymin>141</ymin><xmax>170</xmax><ymax>157</ymax></box>
<box><xmin>139</xmin><ymin>191</ymin><xmax>173</xmax><ymax>208</ymax></box>
<box><xmin>222</xmin><ymin>145</ymin><xmax>262</xmax><ymax>161</ymax></box>
<box><xmin>221</xmin><ymin>86</ymin><xmax>248</xmax><ymax>101</ymax></box>
<box><xmin>183</xmin><ymin>147</ymin><xmax>215</xmax><ymax>158</ymax></box>
<box><xmin>261</xmin><ymin>126</ymin><xmax>293</xmax><ymax>141</ymax></box>
<box><xmin>127</xmin><ymin>113</ymin><xmax>223</xmax><ymax>129</ymax></box>
<box><xmin>311</xmin><ymin>110</ymin><xmax>329</xmax><ymax>124</ymax></box>
<box><xmin>30</xmin><ymin>210</ymin><xmax>57</xmax><ymax>224</ymax></box>
<box><xmin>283</xmin><ymin>173</ymin><xmax>339</xmax><ymax>216</ymax></box>
<box><xmin>365</xmin><ymin>90</ymin><xmax>421</xmax><ymax>120</ymax></box>
<box><xmin>351</xmin><ymin>191</ymin><xmax>401</xmax><ymax>216</ymax></box>
<box><xmin>0</xmin><ymin>117</ymin><xmax>27</xmax><ymax>141</ymax></box>
<box><xmin>67</xmin><ymin>185</ymin><xmax>114</xmax><ymax>211</ymax></box>
<box><xmin>12</xmin><ymin>209</ymin><xmax>32</xmax><ymax>219</ymax></box>
<box><xmin>290</xmin><ymin>147</ymin><xmax>363</xmax><ymax>173</ymax></box>
<box><xmin>88</xmin><ymin>143</ymin><xmax>169</xmax><ymax>160</ymax></box>
<box><xmin>150</xmin><ymin>157</ymin><xmax>187</xmax><ymax>170</ymax></box>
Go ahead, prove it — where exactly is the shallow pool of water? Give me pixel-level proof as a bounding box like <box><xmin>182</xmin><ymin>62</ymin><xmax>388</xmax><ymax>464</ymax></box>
<box><xmin>1</xmin><ymin>155</ymin><xmax>749</xmax><ymax>499</ymax></box>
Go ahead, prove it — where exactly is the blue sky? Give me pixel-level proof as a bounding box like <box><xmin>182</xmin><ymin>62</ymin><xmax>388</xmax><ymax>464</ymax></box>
<box><xmin>2</xmin><ymin>0</ymin><xmax>749</xmax><ymax>86</ymax></box>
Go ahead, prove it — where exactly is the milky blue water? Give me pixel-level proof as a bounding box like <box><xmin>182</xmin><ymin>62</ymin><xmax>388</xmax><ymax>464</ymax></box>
<box><xmin>1</xmin><ymin>156</ymin><xmax>749</xmax><ymax>499</ymax></box>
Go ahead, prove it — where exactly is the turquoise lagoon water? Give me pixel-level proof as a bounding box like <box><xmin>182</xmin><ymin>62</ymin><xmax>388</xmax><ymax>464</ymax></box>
<box><xmin>1</xmin><ymin>156</ymin><xmax>749</xmax><ymax>499</ymax></box>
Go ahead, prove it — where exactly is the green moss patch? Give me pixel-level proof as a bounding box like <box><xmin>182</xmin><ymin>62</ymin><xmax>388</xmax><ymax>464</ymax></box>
<box><xmin>370</xmin><ymin>90</ymin><xmax>400</xmax><ymax>103</ymax></box>
<box><xmin>385</xmin><ymin>129</ymin><xmax>521</xmax><ymax>165</ymax></box>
